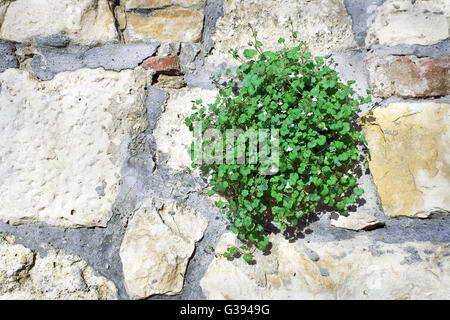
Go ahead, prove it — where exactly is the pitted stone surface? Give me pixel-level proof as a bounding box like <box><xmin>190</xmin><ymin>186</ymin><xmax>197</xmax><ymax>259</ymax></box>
<box><xmin>153</xmin><ymin>87</ymin><xmax>218</xmax><ymax>172</ymax></box>
<box><xmin>330</xmin><ymin>212</ymin><xmax>385</xmax><ymax>231</ymax></box>
<box><xmin>120</xmin><ymin>198</ymin><xmax>208</xmax><ymax>299</ymax></box>
<box><xmin>0</xmin><ymin>234</ymin><xmax>117</xmax><ymax>299</ymax></box>
<box><xmin>210</xmin><ymin>0</ymin><xmax>356</xmax><ymax>63</ymax></box>
<box><xmin>200</xmin><ymin>233</ymin><xmax>450</xmax><ymax>299</ymax></box>
<box><xmin>0</xmin><ymin>0</ymin><xmax>118</xmax><ymax>46</ymax></box>
<box><xmin>366</xmin><ymin>55</ymin><xmax>450</xmax><ymax>98</ymax></box>
<box><xmin>361</xmin><ymin>102</ymin><xmax>450</xmax><ymax>218</ymax></box>
<box><xmin>366</xmin><ymin>0</ymin><xmax>450</xmax><ymax>46</ymax></box>
<box><xmin>0</xmin><ymin>68</ymin><xmax>150</xmax><ymax>228</ymax></box>
<box><xmin>118</xmin><ymin>0</ymin><xmax>205</xmax><ymax>43</ymax></box>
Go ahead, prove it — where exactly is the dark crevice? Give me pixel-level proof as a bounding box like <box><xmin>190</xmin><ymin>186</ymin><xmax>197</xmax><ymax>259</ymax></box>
<box><xmin>109</xmin><ymin>0</ymin><xmax>124</xmax><ymax>43</ymax></box>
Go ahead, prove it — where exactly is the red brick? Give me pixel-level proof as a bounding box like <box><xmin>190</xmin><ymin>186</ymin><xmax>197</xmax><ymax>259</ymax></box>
<box><xmin>366</xmin><ymin>55</ymin><xmax>449</xmax><ymax>98</ymax></box>
<box><xmin>142</xmin><ymin>56</ymin><xmax>182</xmax><ymax>75</ymax></box>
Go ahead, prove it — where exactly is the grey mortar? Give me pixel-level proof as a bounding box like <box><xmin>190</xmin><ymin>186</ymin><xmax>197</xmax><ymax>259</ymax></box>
<box><xmin>35</xmin><ymin>31</ymin><xmax>71</xmax><ymax>48</ymax></box>
<box><xmin>30</xmin><ymin>43</ymin><xmax>160</xmax><ymax>80</ymax></box>
<box><xmin>343</xmin><ymin>0</ymin><xmax>385</xmax><ymax>47</ymax></box>
<box><xmin>201</xmin><ymin>0</ymin><xmax>224</xmax><ymax>54</ymax></box>
<box><xmin>0</xmin><ymin>40</ymin><xmax>18</xmax><ymax>72</ymax></box>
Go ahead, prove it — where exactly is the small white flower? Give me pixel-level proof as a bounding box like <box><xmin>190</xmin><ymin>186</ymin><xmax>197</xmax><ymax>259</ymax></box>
<box><xmin>301</xmin><ymin>110</ymin><xmax>306</xmax><ymax>115</ymax></box>
<box><xmin>324</xmin><ymin>127</ymin><xmax>328</xmax><ymax>131</ymax></box>
<box><xmin>263</xmin><ymin>110</ymin><xmax>268</xmax><ymax>115</ymax></box>
<box><xmin>286</xmin><ymin>146</ymin><xmax>293</xmax><ymax>152</ymax></box>
<box><xmin>297</xmin><ymin>74</ymin><xmax>303</xmax><ymax>78</ymax></box>
<box><xmin>285</xmin><ymin>183</ymin><xmax>292</xmax><ymax>189</ymax></box>
<box><xmin>281</xmin><ymin>110</ymin><xmax>286</xmax><ymax>113</ymax></box>
<box><xmin>257</xmin><ymin>101</ymin><xmax>263</xmax><ymax>108</ymax></box>
<box><xmin>318</xmin><ymin>169</ymin><xmax>321</xmax><ymax>174</ymax></box>
<box><xmin>307</xmin><ymin>112</ymin><xmax>313</xmax><ymax>116</ymax></box>
<box><xmin>312</xmin><ymin>97</ymin><xmax>318</xmax><ymax>102</ymax></box>
<box><xmin>229</xmin><ymin>171</ymin><xmax>233</xmax><ymax>175</ymax></box>
<box><xmin>278</xmin><ymin>101</ymin><xmax>283</xmax><ymax>105</ymax></box>
<box><xmin>289</xmin><ymin>124</ymin><xmax>295</xmax><ymax>128</ymax></box>
<box><xmin>289</xmin><ymin>73</ymin><xmax>295</xmax><ymax>78</ymax></box>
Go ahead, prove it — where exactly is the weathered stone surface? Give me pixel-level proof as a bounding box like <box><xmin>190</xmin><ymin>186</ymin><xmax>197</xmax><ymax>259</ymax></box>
<box><xmin>153</xmin><ymin>87</ymin><xmax>218</xmax><ymax>172</ymax></box>
<box><xmin>361</xmin><ymin>103</ymin><xmax>449</xmax><ymax>218</ymax></box>
<box><xmin>142</xmin><ymin>56</ymin><xmax>181</xmax><ymax>75</ymax></box>
<box><xmin>0</xmin><ymin>68</ymin><xmax>150</xmax><ymax>228</ymax></box>
<box><xmin>0</xmin><ymin>234</ymin><xmax>117</xmax><ymax>299</ymax></box>
<box><xmin>330</xmin><ymin>212</ymin><xmax>385</xmax><ymax>231</ymax></box>
<box><xmin>0</xmin><ymin>0</ymin><xmax>11</xmax><ymax>26</ymax></box>
<box><xmin>119</xmin><ymin>1</ymin><xmax>205</xmax><ymax>43</ymax></box>
<box><xmin>0</xmin><ymin>40</ymin><xmax>17</xmax><ymax>72</ymax></box>
<box><xmin>0</xmin><ymin>0</ymin><xmax>117</xmax><ymax>46</ymax></box>
<box><xmin>210</xmin><ymin>0</ymin><xmax>355</xmax><ymax>63</ymax></box>
<box><xmin>120</xmin><ymin>198</ymin><xmax>208</xmax><ymax>299</ymax></box>
<box><xmin>121</xmin><ymin>0</ymin><xmax>203</xmax><ymax>10</ymax></box>
<box><xmin>200</xmin><ymin>233</ymin><xmax>450</xmax><ymax>299</ymax></box>
<box><xmin>366</xmin><ymin>0</ymin><xmax>450</xmax><ymax>46</ymax></box>
<box><xmin>366</xmin><ymin>55</ymin><xmax>450</xmax><ymax>98</ymax></box>
<box><xmin>155</xmin><ymin>75</ymin><xmax>186</xmax><ymax>89</ymax></box>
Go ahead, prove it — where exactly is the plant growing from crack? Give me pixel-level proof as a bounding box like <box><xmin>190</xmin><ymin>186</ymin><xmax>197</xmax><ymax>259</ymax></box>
<box><xmin>185</xmin><ymin>28</ymin><xmax>372</xmax><ymax>263</ymax></box>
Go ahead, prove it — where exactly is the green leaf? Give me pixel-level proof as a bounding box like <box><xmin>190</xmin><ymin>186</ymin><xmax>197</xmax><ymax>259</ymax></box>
<box><xmin>243</xmin><ymin>49</ymin><xmax>258</xmax><ymax>59</ymax></box>
<box><xmin>243</xmin><ymin>254</ymin><xmax>253</xmax><ymax>263</ymax></box>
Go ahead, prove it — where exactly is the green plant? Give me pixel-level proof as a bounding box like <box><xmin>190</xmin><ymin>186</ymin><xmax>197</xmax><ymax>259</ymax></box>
<box><xmin>185</xmin><ymin>30</ymin><xmax>371</xmax><ymax>261</ymax></box>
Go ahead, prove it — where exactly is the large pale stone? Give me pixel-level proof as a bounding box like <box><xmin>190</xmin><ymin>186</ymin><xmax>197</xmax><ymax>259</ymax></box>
<box><xmin>366</xmin><ymin>55</ymin><xmax>450</xmax><ymax>98</ymax></box>
<box><xmin>0</xmin><ymin>68</ymin><xmax>150</xmax><ymax>227</ymax></box>
<box><xmin>211</xmin><ymin>0</ymin><xmax>356</xmax><ymax>63</ymax></box>
<box><xmin>200</xmin><ymin>233</ymin><xmax>450</xmax><ymax>299</ymax></box>
<box><xmin>153</xmin><ymin>87</ymin><xmax>218</xmax><ymax>172</ymax></box>
<box><xmin>119</xmin><ymin>1</ymin><xmax>205</xmax><ymax>43</ymax></box>
<box><xmin>120</xmin><ymin>198</ymin><xmax>208</xmax><ymax>299</ymax></box>
<box><xmin>0</xmin><ymin>0</ymin><xmax>117</xmax><ymax>46</ymax></box>
<box><xmin>330</xmin><ymin>212</ymin><xmax>384</xmax><ymax>231</ymax></box>
<box><xmin>361</xmin><ymin>103</ymin><xmax>449</xmax><ymax>218</ymax></box>
<box><xmin>366</xmin><ymin>0</ymin><xmax>450</xmax><ymax>46</ymax></box>
<box><xmin>0</xmin><ymin>234</ymin><xmax>117</xmax><ymax>299</ymax></box>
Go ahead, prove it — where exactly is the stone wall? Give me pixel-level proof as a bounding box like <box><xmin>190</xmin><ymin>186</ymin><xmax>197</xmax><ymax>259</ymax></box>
<box><xmin>0</xmin><ymin>0</ymin><xmax>448</xmax><ymax>300</ymax></box>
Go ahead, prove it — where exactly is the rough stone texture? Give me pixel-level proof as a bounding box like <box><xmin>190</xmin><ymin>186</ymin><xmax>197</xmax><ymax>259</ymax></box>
<box><xmin>200</xmin><ymin>233</ymin><xmax>450</xmax><ymax>299</ymax></box>
<box><xmin>0</xmin><ymin>0</ymin><xmax>11</xmax><ymax>27</ymax></box>
<box><xmin>330</xmin><ymin>212</ymin><xmax>385</xmax><ymax>231</ymax></box>
<box><xmin>142</xmin><ymin>56</ymin><xmax>181</xmax><ymax>75</ymax></box>
<box><xmin>0</xmin><ymin>0</ymin><xmax>118</xmax><ymax>46</ymax></box>
<box><xmin>210</xmin><ymin>0</ymin><xmax>356</xmax><ymax>63</ymax></box>
<box><xmin>361</xmin><ymin>102</ymin><xmax>450</xmax><ymax>218</ymax></box>
<box><xmin>121</xmin><ymin>0</ymin><xmax>204</xmax><ymax>10</ymax></box>
<box><xmin>153</xmin><ymin>87</ymin><xmax>218</xmax><ymax>172</ymax></box>
<box><xmin>366</xmin><ymin>55</ymin><xmax>450</xmax><ymax>98</ymax></box>
<box><xmin>0</xmin><ymin>68</ymin><xmax>150</xmax><ymax>228</ymax></box>
<box><xmin>366</xmin><ymin>0</ymin><xmax>450</xmax><ymax>46</ymax></box>
<box><xmin>30</xmin><ymin>43</ymin><xmax>159</xmax><ymax>80</ymax></box>
<box><xmin>155</xmin><ymin>75</ymin><xmax>186</xmax><ymax>89</ymax></box>
<box><xmin>0</xmin><ymin>234</ymin><xmax>117</xmax><ymax>299</ymax></box>
<box><xmin>120</xmin><ymin>198</ymin><xmax>208</xmax><ymax>299</ymax></box>
<box><xmin>0</xmin><ymin>40</ymin><xmax>17</xmax><ymax>72</ymax></box>
<box><xmin>118</xmin><ymin>0</ymin><xmax>205</xmax><ymax>43</ymax></box>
